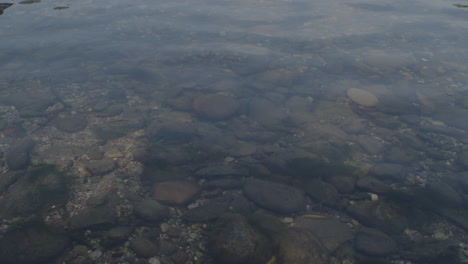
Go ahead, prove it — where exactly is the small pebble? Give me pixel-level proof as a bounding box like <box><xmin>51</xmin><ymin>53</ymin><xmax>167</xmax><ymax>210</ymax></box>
<box><xmin>370</xmin><ymin>193</ymin><xmax>379</xmax><ymax>201</ymax></box>
<box><xmin>89</xmin><ymin>250</ymin><xmax>102</xmax><ymax>260</ymax></box>
<box><xmin>149</xmin><ymin>257</ymin><xmax>161</xmax><ymax>264</ymax></box>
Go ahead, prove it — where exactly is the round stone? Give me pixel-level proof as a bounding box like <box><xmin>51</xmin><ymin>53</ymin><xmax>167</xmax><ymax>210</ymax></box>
<box><xmin>347</xmin><ymin>88</ymin><xmax>379</xmax><ymax>107</ymax></box>
<box><xmin>152</xmin><ymin>181</ymin><xmax>199</xmax><ymax>205</ymax></box>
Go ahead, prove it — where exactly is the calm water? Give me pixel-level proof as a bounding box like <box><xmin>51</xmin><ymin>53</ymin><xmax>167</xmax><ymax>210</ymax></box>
<box><xmin>1</xmin><ymin>0</ymin><xmax>468</xmax><ymax>264</ymax></box>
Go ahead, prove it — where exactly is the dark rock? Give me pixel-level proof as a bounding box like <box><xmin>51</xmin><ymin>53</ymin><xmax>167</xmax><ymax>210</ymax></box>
<box><xmin>102</xmin><ymin>226</ymin><xmax>131</xmax><ymax>247</ymax></box>
<box><xmin>277</xmin><ymin>227</ymin><xmax>329</xmax><ymax>264</ymax></box>
<box><xmin>133</xmin><ymin>199</ymin><xmax>170</xmax><ymax>222</ymax></box>
<box><xmin>248</xmin><ymin>98</ymin><xmax>288</xmax><ymax>127</ymax></box>
<box><xmin>93</xmin><ymin>111</ymin><xmax>145</xmax><ymax>140</ymax></box>
<box><xmin>438</xmin><ymin>209</ymin><xmax>468</xmax><ymax>232</ymax></box>
<box><xmin>203</xmin><ymin>178</ymin><xmax>243</xmax><ymax>190</ymax></box>
<box><xmin>183</xmin><ymin>199</ymin><xmax>230</xmax><ymax>222</ymax></box>
<box><xmin>2</xmin><ymin>123</ymin><xmax>27</xmax><ymax>138</ymax></box>
<box><xmin>419</xmin><ymin>124</ymin><xmax>466</xmax><ymax>138</ymax></box>
<box><xmin>326</xmin><ymin>175</ymin><xmax>356</xmax><ymax>194</ymax></box>
<box><xmin>375</xmin><ymin>96</ymin><xmax>417</xmax><ymax>115</ymax></box>
<box><xmin>84</xmin><ymin>159</ymin><xmax>116</xmax><ymax>176</ymax></box>
<box><xmin>54</xmin><ymin>115</ymin><xmax>88</xmax><ymax>133</ymax></box>
<box><xmin>158</xmin><ymin>239</ymin><xmax>178</xmax><ymax>256</ymax></box>
<box><xmin>69</xmin><ymin>206</ymin><xmax>117</xmax><ymax>230</ymax></box>
<box><xmin>304</xmin><ymin>178</ymin><xmax>340</xmax><ymax>208</ymax></box>
<box><xmin>195</xmin><ymin>164</ymin><xmax>248</xmax><ymax>178</ymax></box>
<box><xmin>147</xmin><ymin>120</ymin><xmax>199</xmax><ymax>143</ymax></box>
<box><xmin>368</xmin><ymin>163</ymin><xmax>404</xmax><ymax>182</ymax></box>
<box><xmin>229</xmin><ymin>196</ymin><xmax>256</xmax><ymax>213</ymax></box>
<box><xmin>457</xmin><ymin>149</ymin><xmax>468</xmax><ymax>170</ymax></box>
<box><xmin>400</xmin><ymin>114</ymin><xmax>422</xmax><ymax>125</ymax></box>
<box><xmin>152</xmin><ymin>181</ymin><xmax>199</xmax><ymax>205</ymax></box>
<box><xmin>166</xmin><ymin>96</ymin><xmax>193</xmax><ymax>111</ymax></box>
<box><xmin>402</xmin><ymin>238</ymin><xmax>462</xmax><ymax>263</ymax></box>
<box><xmin>209</xmin><ymin>213</ymin><xmax>273</xmax><ymax>264</ymax></box>
<box><xmin>95</xmin><ymin>104</ymin><xmax>124</xmax><ymax>117</ymax></box>
<box><xmin>0</xmin><ymin>171</ymin><xmax>23</xmax><ymax>194</ymax></box>
<box><xmin>5</xmin><ymin>139</ymin><xmax>35</xmax><ymax>170</ymax></box>
<box><xmin>346</xmin><ymin>201</ymin><xmax>407</xmax><ymax>234</ymax></box>
<box><xmin>433</xmin><ymin>107</ymin><xmax>468</xmax><ymax>130</ymax></box>
<box><xmin>354</xmin><ymin>227</ymin><xmax>397</xmax><ymax>257</ymax></box>
<box><xmin>0</xmin><ymin>226</ymin><xmax>70</xmax><ymax>264</ymax></box>
<box><xmin>171</xmin><ymin>251</ymin><xmax>190</xmax><ymax>264</ymax></box>
<box><xmin>243</xmin><ymin>179</ymin><xmax>306</xmax><ymax>214</ymax></box>
<box><xmin>0</xmin><ymin>165</ymin><xmax>68</xmax><ymax>218</ymax></box>
<box><xmin>249</xmin><ymin>210</ymin><xmax>286</xmax><ymax>238</ymax></box>
<box><xmin>0</xmin><ymin>91</ymin><xmax>56</xmax><ymax>117</ymax></box>
<box><xmin>130</xmin><ymin>237</ymin><xmax>159</xmax><ymax>258</ymax></box>
<box><xmin>384</xmin><ymin>146</ymin><xmax>417</xmax><ymax>164</ymax></box>
<box><xmin>425</xmin><ymin>181</ymin><xmax>464</xmax><ymax>208</ymax></box>
<box><xmin>295</xmin><ymin>217</ymin><xmax>354</xmax><ymax>252</ymax></box>
<box><xmin>192</xmin><ymin>94</ymin><xmax>239</xmax><ymax>120</ymax></box>
<box><xmin>356</xmin><ymin>136</ymin><xmax>385</xmax><ymax>155</ymax></box>
<box><xmin>356</xmin><ymin>176</ymin><xmax>390</xmax><ymax>194</ymax></box>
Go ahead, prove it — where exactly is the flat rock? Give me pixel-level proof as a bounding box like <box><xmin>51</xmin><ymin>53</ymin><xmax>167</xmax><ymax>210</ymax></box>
<box><xmin>296</xmin><ymin>217</ymin><xmax>354</xmax><ymax>252</ymax></box>
<box><xmin>356</xmin><ymin>136</ymin><xmax>385</xmax><ymax>155</ymax></box>
<box><xmin>133</xmin><ymin>199</ymin><xmax>170</xmax><ymax>222</ymax></box>
<box><xmin>347</xmin><ymin>88</ymin><xmax>378</xmax><ymax>107</ymax></box>
<box><xmin>6</xmin><ymin>139</ymin><xmax>35</xmax><ymax>170</ymax></box>
<box><xmin>209</xmin><ymin>213</ymin><xmax>273</xmax><ymax>264</ymax></box>
<box><xmin>326</xmin><ymin>175</ymin><xmax>356</xmax><ymax>194</ymax></box>
<box><xmin>346</xmin><ymin>201</ymin><xmax>407</xmax><ymax>234</ymax></box>
<box><xmin>54</xmin><ymin>115</ymin><xmax>87</xmax><ymax>133</ymax></box>
<box><xmin>356</xmin><ymin>176</ymin><xmax>390</xmax><ymax>194</ymax></box>
<box><xmin>304</xmin><ymin>179</ymin><xmax>340</xmax><ymax>208</ymax></box>
<box><xmin>192</xmin><ymin>94</ymin><xmax>239</xmax><ymax>120</ymax></box>
<box><xmin>368</xmin><ymin>163</ymin><xmax>404</xmax><ymax>182</ymax></box>
<box><xmin>195</xmin><ymin>164</ymin><xmax>248</xmax><ymax>178</ymax></box>
<box><xmin>69</xmin><ymin>206</ymin><xmax>117</xmax><ymax>230</ymax></box>
<box><xmin>93</xmin><ymin>111</ymin><xmax>145</xmax><ymax>140</ymax></box>
<box><xmin>130</xmin><ymin>237</ymin><xmax>159</xmax><ymax>258</ymax></box>
<box><xmin>243</xmin><ymin>179</ymin><xmax>306</xmax><ymax>214</ymax></box>
<box><xmin>248</xmin><ymin>98</ymin><xmax>288</xmax><ymax>127</ymax></box>
<box><xmin>84</xmin><ymin>159</ymin><xmax>116</xmax><ymax>176</ymax></box>
<box><xmin>384</xmin><ymin>146</ymin><xmax>417</xmax><ymax>164</ymax></box>
<box><xmin>354</xmin><ymin>227</ymin><xmax>397</xmax><ymax>257</ymax></box>
<box><xmin>152</xmin><ymin>181</ymin><xmax>199</xmax><ymax>205</ymax></box>
<box><xmin>203</xmin><ymin>178</ymin><xmax>243</xmax><ymax>190</ymax></box>
<box><xmin>183</xmin><ymin>199</ymin><xmax>230</xmax><ymax>222</ymax></box>
<box><xmin>277</xmin><ymin>227</ymin><xmax>329</xmax><ymax>264</ymax></box>
<box><xmin>0</xmin><ymin>226</ymin><xmax>70</xmax><ymax>264</ymax></box>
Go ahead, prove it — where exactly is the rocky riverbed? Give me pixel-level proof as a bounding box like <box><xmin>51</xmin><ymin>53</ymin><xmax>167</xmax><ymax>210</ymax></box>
<box><xmin>1</xmin><ymin>41</ymin><xmax>468</xmax><ymax>264</ymax></box>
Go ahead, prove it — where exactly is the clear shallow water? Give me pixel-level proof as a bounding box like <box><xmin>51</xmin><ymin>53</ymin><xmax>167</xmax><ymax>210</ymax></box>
<box><xmin>1</xmin><ymin>0</ymin><xmax>468</xmax><ymax>264</ymax></box>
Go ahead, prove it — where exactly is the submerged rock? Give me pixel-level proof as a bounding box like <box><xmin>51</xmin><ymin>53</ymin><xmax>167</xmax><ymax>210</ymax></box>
<box><xmin>133</xmin><ymin>199</ymin><xmax>170</xmax><ymax>222</ymax></box>
<box><xmin>183</xmin><ymin>199</ymin><xmax>230</xmax><ymax>222</ymax></box>
<box><xmin>209</xmin><ymin>213</ymin><xmax>273</xmax><ymax>264</ymax></box>
<box><xmin>295</xmin><ymin>216</ymin><xmax>354</xmax><ymax>252</ymax></box>
<box><xmin>354</xmin><ymin>227</ymin><xmax>397</xmax><ymax>257</ymax></box>
<box><xmin>192</xmin><ymin>94</ymin><xmax>239</xmax><ymax>120</ymax></box>
<box><xmin>0</xmin><ymin>225</ymin><xmax>70</xmax><ymax>264</ymax></box>
<box><xmin>152</xmin><ymin>181</ymin><xmax>199</xmax><ymax>205</ymax></box>
<box><xmin>277</xmin><ymin>227</ymin><xmax>329</xmax><ymax>264</ymax></box>
<box><xmin>347</xmin><ymin>88</ymin><xmax>379</xmax><ymax>107</ymax></box>
<box><xmin>5</xmin><ymin>139</ymin><xmax>35</xmax><ymax>170</ymax></box>
<box><xmin>243</xmin><ymin>179</ymin><xmax>306</xmax><ymax>214</ymax></box>
<box><xmin>346</xmin><ymin>201</ymin><xmax>407</xmax><ymax>234</ymax></box>
<box><xmin>54</xmin><ymin>115</ymin><xmax>88</xmax><ymax>133</ymax></box>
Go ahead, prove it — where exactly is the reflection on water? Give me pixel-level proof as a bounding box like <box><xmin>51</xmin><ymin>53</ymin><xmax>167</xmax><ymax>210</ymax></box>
<box><xmin>0</xmin><ymin>0</ymin><xmax>468</xmax><ymax>263</ymax></box>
